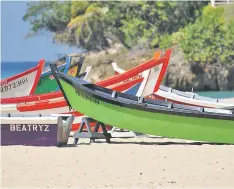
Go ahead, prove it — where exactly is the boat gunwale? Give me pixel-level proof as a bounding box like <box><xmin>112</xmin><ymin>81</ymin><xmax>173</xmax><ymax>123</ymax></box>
<box><xmin>57</xmin><ymin>72</ymin><xmax>234</xmax><ymax>121</ymax></box>
<box><xmin>113</xmin><ymin>62</ymin><xmax>234</xmax><ymax>109</ymax></box>
<box><xmin>95</xmin><ymin>49</ymin><xmax>172</xmax><ymax>89</ymax></box>
<box><xmin>49</xmin><ymin>51</ymin><xmax>172</xmax><ymax>114</ymax></box>
<box><xmin>41</xmin><ymin>63</ymin><xmax>66</xmax><ymax>77</ymax></box>
<box><xmin>29</xmin><ymin>60</ymin><xmax>46</xmax><ymax>95</ymax></box>
<box><xmin>41</xmin><ymin>56</ymin><xmax>85</xmax><ymax>77</ymax></box>
<box><xmin>0</xmin><ymin>60</ymin><xmax>86</xmax><ymax>104</ymax></box>
<box><xmin>2</xmin><ymin>50</ymin><xmax>168</xmax><ymax>104</ymax></box>
<box><xmin>0</xmin><ymin>59</ymin><xmax>45</xmax><ymax>84</ymax></box>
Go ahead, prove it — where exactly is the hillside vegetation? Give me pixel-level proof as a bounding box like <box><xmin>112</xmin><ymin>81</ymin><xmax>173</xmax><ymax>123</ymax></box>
<box><xmin>23</xmin><ymin>1</ymin><xmax>234</xmax><ymax>91</ymax></box>
<box><xmin>23</xmin><ymin>2</ymin><xmax>206</xmax><ymax>51</ymax></box>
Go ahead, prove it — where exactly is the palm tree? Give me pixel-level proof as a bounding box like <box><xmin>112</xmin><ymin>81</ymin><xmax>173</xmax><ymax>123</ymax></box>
<box><xmin>67</xmin><ymin>1</ymin><xmax>109</xmax><ymax>51</ymax></box>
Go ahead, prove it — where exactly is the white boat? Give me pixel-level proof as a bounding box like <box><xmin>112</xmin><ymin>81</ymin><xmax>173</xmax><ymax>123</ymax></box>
<box><xmin>0</xmin><ymin>60</ymin><xmax>45</xmax><ymax>98</ymax></box>
<box><xmin>112</xmin><ymin>62</ymin><xmax>234</xmax><ymax>109</ymax></box>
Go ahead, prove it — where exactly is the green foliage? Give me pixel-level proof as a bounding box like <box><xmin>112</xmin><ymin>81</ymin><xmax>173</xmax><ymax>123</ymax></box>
<box><xmin>67</xmin><ymin>2</ymin><xmax>109</xmax><ymax>50</ymax></box>
<box><xmin>23</xmin><ymin>1</ymin><xmax>71</xmax><ymax>37</ymax></box>
<box><xmin>23</xmin><ymin>1</ymin><xmax>207</xmax><ymax>51</ymax></box>
<box><xmin>178</xmin><ymin>5</ymin><xmax>234</xmax><ymax>65</ymax></box>
<box><xmin>221</xmin><ymin>3</ymin><xmax>234</xmax><ymax>22</ymax></box>
<box><xmin>105</xmin><ymin>1</ymin><xmax>207</xmax><ymax>48</ymax></box>
<box><xmin>70</xmin><ymin>1</ymin><xmax>89</xmax><ymax>18</ymax></box>
<box><xmin>22</xmin><ymin>1</ymin><xmax>234</xmax><ymax>66</ymax></box>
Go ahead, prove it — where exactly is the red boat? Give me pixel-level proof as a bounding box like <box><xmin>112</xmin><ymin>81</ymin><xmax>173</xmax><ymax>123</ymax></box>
<box><xmin>112</xmin><ymin>50</ymin><xmax>234</xmax><ymax>110</ymax></box>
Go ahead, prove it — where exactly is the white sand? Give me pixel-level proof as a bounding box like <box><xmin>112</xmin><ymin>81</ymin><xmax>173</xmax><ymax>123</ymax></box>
<box><xmin>1</xmin><ymin>137</ymin><xmax>234</xmax><ymax>188</ymax></box>
<box><xmin>2</xmin><ymin>97</ymin><xmax>234</xmax><ymax>188</ymax></box>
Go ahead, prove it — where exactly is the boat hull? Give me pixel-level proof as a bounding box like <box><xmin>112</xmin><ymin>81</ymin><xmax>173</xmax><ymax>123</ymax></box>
<box><xmin>1</xmin><ymin>50</ymin><xmax>171</xmax><ymax>104</ymax></box>
<box><xmin>0</xmin><ymin>60</ymin><xmax>45</xmax><ymax>98</ymax></box>
<box><xmin>0</xmin><ymin>64</ymin><xmax>159</xmax><ymax>131</ymax></box>
<box><xmin>35</xmin><ymin>57</ymin><xmax>82</xmax><ymax>94</ymax></box>
<box><xmin>112</xmin><ymin>62</ymin><xmax>234</xmax><ymax>109</ymax></box>
<box><xmin>149</xmin><ymin>92</ymin><xmax>234</xmax><ymax>109</ymax></box>
<box><xmin>0</xmin><ymin>103</ymin><xmax>84</xmax><ymax>131</ymax></box>
<box><xmin>35</xmin><ymin>68</ymin><xmax>64</xmax><ymax>94</ymax></box>
<box><xmin>58</xmin><ymin>78</ymin><xmax>234</xmax><ymax>144</ymax></box>
<box><xmin>0</xmin><ymin>91</ymin><xmax>62</xmax><ymax>104</ymax></box>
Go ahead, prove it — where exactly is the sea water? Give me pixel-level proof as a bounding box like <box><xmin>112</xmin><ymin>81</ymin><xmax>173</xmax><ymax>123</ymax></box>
<box><xmin>1</xmin><ymin>61</ymin><xmax>51</xmax><ymax>79</ymax></box>
<box><xmin>1</xmin><ymin>61</ymin><xmax>234</xmax><ymax>99</ymax></box>
<box><xmin>197</xmin><ymin>91</ymin><xmax>234</xmax><ymax>99</ymax></box>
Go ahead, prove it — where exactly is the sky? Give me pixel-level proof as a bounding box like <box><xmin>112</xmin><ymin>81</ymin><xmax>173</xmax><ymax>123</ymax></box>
<box><xmin>1</xmin><ymin>1</ymin><xmax>81</xmax><ymax>62</ymax></box>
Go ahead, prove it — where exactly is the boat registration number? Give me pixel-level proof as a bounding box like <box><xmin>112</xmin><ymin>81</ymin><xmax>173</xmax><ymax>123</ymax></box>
<box><xmin>1</xmin><ymin>77</ymin><xmax>28</xmax><ymax>93</ymax></box>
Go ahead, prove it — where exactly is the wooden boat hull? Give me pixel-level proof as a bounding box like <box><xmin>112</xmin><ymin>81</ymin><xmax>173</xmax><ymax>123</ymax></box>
<box><xmin>0</xmin><ymin>104</ymin><xmax>109</xmax><ymax>132</ymax></box>
<box><xmin>53</xmin><ymin>71</ymin><xmax>234</xmax><ymax>144</ymax></box>
<box><xmin>0</xmin><ymin>64</ymin><xmax>87</xmax><ymax>104</ymax></box>
<box><xmin>0</xmin><ymin>60</ymin><xmax>164</xmax><ymax>130</ymax></box>
<box><xmin>1</xmin><ymin>51</ymin><xmax>171</xmax><ymax>133</ymax></box>
<box><xmin>35</xmin><ymin>56</ymin><xmax>83</xmax><ymax>94</ymax></box>
<box><xmin>0</xmin><ymin>60</ymin><xmax>45</xmax><ymax>98</ymax></box>
<box><xmin>0</xmin><ymin>91</ymin><xmax>62</xmax><ymax>104</ymax></box>
<box><xmin>1</xmin><ymin>49</ymin><xmax>171</xmax><ymax>105</ymax></box>
<box><xmin>149</xmin><ymin>90</ymin><xmax>234</xmax><ymax>109</ymax></box>
<box><xmin>112</xmin><ymin>59</ymin><xmax>234</xmax><ymax>110</ymax></box>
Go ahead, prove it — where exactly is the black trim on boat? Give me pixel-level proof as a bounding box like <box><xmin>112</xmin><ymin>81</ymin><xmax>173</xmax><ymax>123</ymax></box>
<box><xmin>50</xmin><ymin>64</ymin><xmax>73</xmax><ymax>109</ymax></box>
<box><xmin>54</xmin><ymin>71</ymin><xmax>234</xmax><ymax>121</ymax></box>
<box><xmin>76</xmin><ymin>72</ymin><xmax>86</xmax><ymax>79</ymax></box>
<box><xmin>74</xmin><ymin>56</ymin><xmax>85</xmax><ymax>78</ymax></box>
<box><xmin>65</xmin><ymin>55</ymin><xmax>86</xmax><ymax>78</ymax></box>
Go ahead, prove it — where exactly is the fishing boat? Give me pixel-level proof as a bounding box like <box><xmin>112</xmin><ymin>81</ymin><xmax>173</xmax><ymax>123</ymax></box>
<box><xmin>1</xmin><ymin>49</ymin><xmax>172</xmax><ymax>104</ymax></box>
<box><xmin>0</xmin><ymin>60</ymin><xmax>45</xmax><ymax>98</ymax></box>
<box><xmin>1</xmin><ymin>50</ymin><xmax>172</xmax><ymax>131</ymax></box>
<box><xmin>112</xmin><ymin>55</ymin><xmax>234</xmax><ymax>110</ymax></box>
<box><xmin>0</xmin><ymin>66</ymin><xmax>92</xmax><ymax>114</ymax></box>
<box><xmin>0</xmin><ymin>91</ymin><xmax>62</xmax><ymax>104</ymax></box>
<box><xmin>0</xmin><ymin>55</ymin><xmax>85</xmax><ymax>103</ymax></box>
<box><xmin>34</xmin><ymin>55</ymin><xmax>85</xmax><ymax>94</ymax></box>
<box><xmin>51</xmin><ymin>66</ymin><xmax>234</xmax><ymax>144</ymax></box>
<box><xmin>0</xmin><ymin>64</ymin><xmax>153</xmax><ymax>131</ymax></box>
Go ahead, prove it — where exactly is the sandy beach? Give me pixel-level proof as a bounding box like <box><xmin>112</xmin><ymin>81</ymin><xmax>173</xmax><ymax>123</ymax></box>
<box><xmin>1</xmin><ymin>136</ymin><xmax>234</xmax><ymax>188</ymax></box>
<box><xmin>1</xmin><ymin>98</ymin><xmax>234</xmax><ymax>188</ymax></box>
<box><xmin>2</xmin><ymin>1</ymin><xmax>234</xmax><ymax>188</ymax></box>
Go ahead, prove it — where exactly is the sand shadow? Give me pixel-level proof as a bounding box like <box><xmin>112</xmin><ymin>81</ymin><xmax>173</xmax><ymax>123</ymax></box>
<box><xmin>57</xmin><ymin>144</ymin><xmax>77</xmax><ymax>148</ymax></box>
<box><xmin>67</xmin><ymin>135</ymin><xmax>233</xmax><ymax>146</ymax></box>
<box><xmin>93</xmin><ymin>139</ymin><xmax>233</xmax><ymax>146</ymax></box>
<box><xmin>58</xmin><ymin>142</ymin><xmax>94</xmax><ymax>148</ymax></box>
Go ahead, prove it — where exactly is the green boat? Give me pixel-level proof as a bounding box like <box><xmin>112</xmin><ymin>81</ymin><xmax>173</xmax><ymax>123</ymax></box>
<box><xmin>51</xmin><ymin>65</ymin><xmax>234</xmax><ymax>144</ymax></box>
<box><xmin>34</xmin><ymin>56</ymin><xmax>85</xmax><ymax>94</ymax></box>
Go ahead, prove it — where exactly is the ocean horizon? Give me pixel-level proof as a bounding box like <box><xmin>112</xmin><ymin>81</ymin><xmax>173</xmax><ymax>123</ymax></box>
<box><xmin>1</xmin><ymin>61</ymin><xmax>51</xmax><ymax>79</ymax></box>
